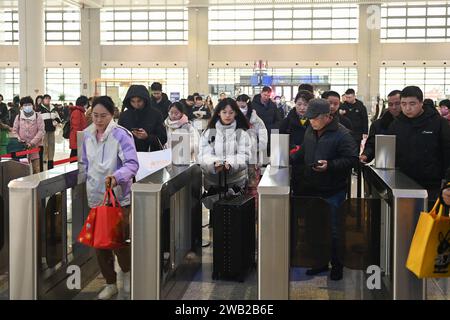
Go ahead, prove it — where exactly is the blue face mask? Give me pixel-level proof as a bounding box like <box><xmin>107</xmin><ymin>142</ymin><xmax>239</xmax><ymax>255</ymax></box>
<box><xmin>23</xmin><ymin>105</ymin><xmax>33</xmax><ymax>113</ymax></box>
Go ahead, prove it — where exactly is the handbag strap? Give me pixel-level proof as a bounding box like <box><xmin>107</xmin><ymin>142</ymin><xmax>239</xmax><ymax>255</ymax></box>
<box><xmin>102</xmin><ymin>188</ymin><xmax>122</xmax><ymax>208</ymax></box>
<box><xmin>430</xmin><ymin>198</ymin><xmax>445</xmax><ymax>218</ymax></box>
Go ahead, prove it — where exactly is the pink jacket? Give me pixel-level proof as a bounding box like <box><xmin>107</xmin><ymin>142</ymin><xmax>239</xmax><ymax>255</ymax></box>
<box><xmin>13</xmin><ymin>111</ymin><xmax>45</xmax><ymax>160</ymax></box>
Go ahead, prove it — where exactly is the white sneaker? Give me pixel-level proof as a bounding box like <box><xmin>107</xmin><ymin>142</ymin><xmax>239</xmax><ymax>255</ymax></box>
<box><xmin>123</xmin><ymin>272</ymin><xmax>130</xmax><ymax>293</ymax></box>
<box><xmin>97</xmin><ymin>284</ymin><xmax>118</xmax><ymax>300</ymax></box>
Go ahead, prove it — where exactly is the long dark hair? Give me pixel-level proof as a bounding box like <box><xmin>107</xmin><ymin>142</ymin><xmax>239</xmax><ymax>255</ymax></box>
<box><xmin>35</xmin><ymin>95</ymin><xmax>43</xmax><ymax>107</ymax></box>
<box><xmin>236</xmin><ymin>94</ymin><xmax>254</xmax><ymax>121</ymax></box>
<box><xmin>168</xmin><ymin>101</ymin><xmax>187</xmax><ymax>115</ymax></box>
<box><xmin>207</xmin><ymin>98</ymin><xmax>250</xmax><ymax>130</ymax></box>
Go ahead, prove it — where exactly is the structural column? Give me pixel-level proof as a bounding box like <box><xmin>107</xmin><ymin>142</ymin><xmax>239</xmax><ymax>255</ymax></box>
<box><xmin>188</xmin><ymin>2</ymin><xmax>209</xmax><ymax>95</ymax></box>
<box><xmin>80</xmin><ymin>8</ymin><xmax>101</xmax><ymax>97</ymax></box>
<box><xmin>357</xmin><ymin>4</ymin><xmax>382</xmax><ymax>109</ymax></box>
<box><xmin>18</xmin><ymin>0</ymin><xmax>45</xmax><ymax>97</ymax></box>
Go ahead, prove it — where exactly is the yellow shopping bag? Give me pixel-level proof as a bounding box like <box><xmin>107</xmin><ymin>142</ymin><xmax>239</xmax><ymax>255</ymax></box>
<box><xmin>406</xmin><ymin>199</ymin><xmax>450</xmax><ymax>278</ymax></box>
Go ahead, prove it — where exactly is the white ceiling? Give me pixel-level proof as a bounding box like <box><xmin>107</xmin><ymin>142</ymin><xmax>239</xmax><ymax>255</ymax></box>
<box><xmin>0</xmin><ymin>0</ymin><xmax>449</xmax><ymax>9</ymax></box>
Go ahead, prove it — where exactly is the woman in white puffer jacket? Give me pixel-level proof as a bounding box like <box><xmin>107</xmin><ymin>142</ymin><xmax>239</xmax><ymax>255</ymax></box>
<box><xmin>199</xmin><ymin>98</ymin><xmax>252</xmax><ymax>194</ymax></box>
<box><xmin>236</xmin><ymin>94</ymin><xmax>268</xmax><ymax>166</ymax></box>
<box><xmin>163</xmin><ymin>101</ymin><xmax>199</xmax><ymax>161</ymax></box>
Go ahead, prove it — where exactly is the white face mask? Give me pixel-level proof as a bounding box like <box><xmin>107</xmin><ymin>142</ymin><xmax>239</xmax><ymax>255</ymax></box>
<box><xmin>23</xmin><ymin>105</ymin><xmax>33</xmax><ymax>113</ymax></box>
<box><xmin>239</xmin><ymin>107</ymin><xmax>248</xmax><ymax>115</ymax></box>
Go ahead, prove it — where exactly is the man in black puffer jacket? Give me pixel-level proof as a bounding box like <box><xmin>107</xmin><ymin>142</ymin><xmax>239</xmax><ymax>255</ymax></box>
<box><xmin>119</xmin><ymin>85</ymin><xmax>167</xmax><ymax>152</ymax></box>
<box><xmin>388</xmin><ymin>86</ymin><xmax>450</xmax><ymax>200</ymax></box>
<box><xmin>340</xmin><ymin>88</ymin><xmax>368</xmax><ymax>145</ymax></box>
<box><xmin>252</xmin><ymin>86</ymin><xmax>282</xmax><ymax>156</ymax></box>
<box><xmin>149</xmin><ymin>82</ymin><xmax>171</xmax><ymax>120</ymax></box>
<box><xmin>293</xmin><ymin>99</ymin><xmax>358</xmax><ymax>281</ymax></box>
<box><xmin>360</xmin><ymin>90</ymin><xmax>402</xmax><ymax>163</ymax></box>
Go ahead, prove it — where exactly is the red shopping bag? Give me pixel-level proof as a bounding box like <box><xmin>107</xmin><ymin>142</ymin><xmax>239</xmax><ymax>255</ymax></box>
<box><xmin>78</xmin><ymin>207</ymin><xmax>97</xmax><ymax>247</ymax></box>
<box><xmin>93</xmin><ymin>188</ymin><xmax>126</xmax><ymax>250</ymax></box>
<box><xmin>77</xmin><ymin>188</ymin><xmax>125</xmax><ymax>249</ymax></box>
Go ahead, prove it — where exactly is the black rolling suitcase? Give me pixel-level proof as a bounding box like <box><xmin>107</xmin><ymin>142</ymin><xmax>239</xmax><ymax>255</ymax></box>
<box><xmin>212</xmin><ymin>170</ymin><xmax>256</xmax><ymax>282</ymax></box>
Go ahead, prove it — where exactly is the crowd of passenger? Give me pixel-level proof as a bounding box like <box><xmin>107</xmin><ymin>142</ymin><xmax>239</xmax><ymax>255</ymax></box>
<box><xmin>0</xmin><ymin>80</ymin><xmax>449</xmax><ymax>298</ymax></box>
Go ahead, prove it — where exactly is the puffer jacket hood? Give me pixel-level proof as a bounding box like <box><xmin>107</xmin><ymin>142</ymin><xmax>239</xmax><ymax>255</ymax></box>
<box><xmin>118</xmin><ymin>85</ymin><xmax>168</xmax><ymax>151</ymax></box>
<box><xmin>122</xmin><ymin>85</ymin><xmax>151</xmax><ymax>111</ymax></box>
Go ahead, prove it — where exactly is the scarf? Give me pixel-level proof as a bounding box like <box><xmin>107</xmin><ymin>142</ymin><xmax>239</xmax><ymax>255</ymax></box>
<box><xmin>164</xmin><ymin>114</ymin><xmax>189</xmax><ymax>130</ymax></box>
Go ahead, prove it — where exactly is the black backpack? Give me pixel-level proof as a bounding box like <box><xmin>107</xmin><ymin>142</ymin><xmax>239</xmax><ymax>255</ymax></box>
<box><xmin>63</xmin><ymin>121</ymin><xmax>70</xmax><ymax>139</ymax></box>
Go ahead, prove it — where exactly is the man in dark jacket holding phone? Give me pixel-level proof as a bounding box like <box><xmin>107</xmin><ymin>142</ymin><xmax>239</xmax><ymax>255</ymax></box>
<box><xmin>292</xmin><ymin>99</ymin><xmax>358</xmax><ymax>281</ymax></box>
<box><xmin>119</xmin><ymin>85</ymin><xmax>167</xmax><ymax>152</ymax></box>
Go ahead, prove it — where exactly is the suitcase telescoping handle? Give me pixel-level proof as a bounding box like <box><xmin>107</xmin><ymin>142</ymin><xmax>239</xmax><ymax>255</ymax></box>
<box><xmin>218</xmin><ymin>167</ymin><xmax>229</xmax><ymax>200</ymax></box>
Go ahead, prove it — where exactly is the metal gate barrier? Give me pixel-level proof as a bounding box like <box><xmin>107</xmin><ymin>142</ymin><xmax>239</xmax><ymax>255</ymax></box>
<box><xmin>131</xmin><ymin>164</ymin><xmax>202</xmax><ymax>300</ymax></box>
<box><xmin>8</xmin><ymin>163</ymin><xmax>98</xmax><ymax>300</ymax></box>
<box><xmin>0</xmin><ymin>160</ymin><xmax>31</xmax><ymax>298</ymax></box>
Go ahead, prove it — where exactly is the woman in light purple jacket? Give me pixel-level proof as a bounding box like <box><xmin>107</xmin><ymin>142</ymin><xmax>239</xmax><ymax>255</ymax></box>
<box><xmin>80</xmin><ymin>96</ymin><xmax>139</xmax><ymax>300</ymax></box>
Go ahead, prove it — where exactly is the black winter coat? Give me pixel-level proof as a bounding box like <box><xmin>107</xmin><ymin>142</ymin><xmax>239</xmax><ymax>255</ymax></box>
<box><xmin>279</xmin><ymin>109</ymin><xmax>308</xmax><ymax>148</ymax></box>
<box><xmin>294</xmin><ymin>117</ymin><xmax>359</xmax><ymax>197</ymax></box>
<box><xmin>341</xmin><ymin>99</ymin><xmax>369</xmax><ymax>138</ymax></box>
<box><xmin>118</xmin><ymin>85</ymin><xmax>167</xmax><ymax>152</ymax></box>
<box><xmin>362</xmin><ymin>111</ymin><xmax>396</xmax><ymax>162</ymax></box>
<box><xmin>150</xmin><ymin>92</ymin><xmax>171</xmax><ymax>120</ymax></box>
<box><xmin>251</xmin><ymin>94</ymin><xmax>282</xmax><ymax>132</ymax></box>
<box><xmin>335</xmin><ymin>113</ymin><xmax>353</xmax><ymax>131</ymax></box>
<box><xmin>388</xmin><ymin>107</ymin><xmax>450</xmax><ymax>191</ymax></box>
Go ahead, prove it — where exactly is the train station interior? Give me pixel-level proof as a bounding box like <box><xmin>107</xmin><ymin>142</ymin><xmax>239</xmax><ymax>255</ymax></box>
<box><xmin>0</xmin><ymin>0</ymin><xmax>449</xmax><ymax>301</ymax></box>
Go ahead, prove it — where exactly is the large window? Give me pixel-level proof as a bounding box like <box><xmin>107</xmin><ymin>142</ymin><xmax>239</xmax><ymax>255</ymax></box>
<box><xmin>0</xmin><ymin>9</ymin><xmax>19</xmax><ymax>44</ymax></box>
<box><xmin>209</xmin><ymin>67</ymin><xmax>357</xmax><ymax>101</ymax></box>
<box><xmin>381</xmin><ymin>3</ymin><xmax>450</xmax><ymax>43</ymax></box>
<box><xmin>209</xmin><ymin>4</ymin><xmax>358</xmax><ymax>44</ymax></box>
<box><xmin>45</xmin><ymin>9</ymin><xmax>81</xmax><ymax>45</ymax></box>
<box><xmin>380</xmin><ymin>67</ymin><xmax>450</xmax><ymax>100</ymax></box>
<box><xmin>100</xmin><ymin>68</ymin><xmax>188</xmax><ymax>101</ymax></box>
<box><xmin>100</xmin><ymin>8</ymin><xmax>188</xmax><ymax>44</ymax></box>
<box><xmin>45</xmin><ymin>68</ymin><xmax>81</xmax><ymax>103</ymax></box>
<box><xmin>0</xmin><ymin>68</ymin><xmax>20</xmax><ymax>101</ymax></box>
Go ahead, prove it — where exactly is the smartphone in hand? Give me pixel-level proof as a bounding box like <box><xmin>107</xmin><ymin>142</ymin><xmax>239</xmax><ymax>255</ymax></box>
<box><xmin>311</xmin><ymin>161</ymin><xmax>322</xmax><ymax>168</ymax></box>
